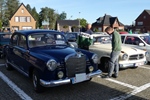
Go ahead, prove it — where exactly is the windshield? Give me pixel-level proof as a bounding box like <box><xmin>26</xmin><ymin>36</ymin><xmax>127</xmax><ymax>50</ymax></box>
<box><xmin>28</xmin><ymin>33</ymin><xmax>67</xmax><ymax>48</ymax></box>
<box><xmin>140</xmin><ymin>36</ymin><xmax>150</xmax><ymax>45</ymax></box>
<box><xmin>93</xmin><ymin>36</ymin><xmax>111</xmax><ymax>44</ymax></box>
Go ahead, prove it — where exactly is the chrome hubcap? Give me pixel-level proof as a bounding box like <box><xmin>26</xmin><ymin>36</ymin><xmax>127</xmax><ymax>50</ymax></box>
<box><xmin>33</xmin><ymin>74</ymin><xmax>37</xmax><ymax>88</ymax></box>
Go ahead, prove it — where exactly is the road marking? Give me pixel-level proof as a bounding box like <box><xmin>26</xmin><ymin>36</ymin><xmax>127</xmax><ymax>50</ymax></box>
<box><xmin>111</xmin><ymin>83</ymin><xmax>150</xmax><ymax>100</ymax></box>
<box><xmin>139</xmin><ymin>66</ymin><xmax>150</xmax><ymax>70</ymax></box>
<box><xmin>97</xmin><ymin>76</ymin><xmax>138</xmax><ymax>89</ymax></box>
<box><xmin>0</xmin><ymin>71</ymin><xmax>32</xmax><ymax>100</ymax></box>
<box><xmin>0</xmin><ymin>64</ymin><xmax>5</xmax><ymax>66</ymax></box>
<box><xmin>105</xmin><ymin>78</ymin><xmax>138</xmax><ymax>89</ymax></box>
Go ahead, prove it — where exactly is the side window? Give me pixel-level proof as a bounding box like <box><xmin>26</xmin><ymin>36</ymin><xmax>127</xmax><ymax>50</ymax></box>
<box><xmin>132</xmin><ymin>37</ymin><xmax>141</xmax><ymax>45</ymax></box>
<box><xmin>11</xmin><ymin>34</ymin><xmax>18</xmax><ymax>46</ymax></box>
<box><xmin>125</xmin><ymin>36</ymin><xmax>135</xmax><ymax>44</ymax></box>
<box><xmin>121</xmin><ymin>36</ymin><xmax>125</xmax><ymax>43</ymax></box>
<box><xmin>18</xmin><ymin>35</ymin><xmax>27</xmax><ymax>49</ymax></box>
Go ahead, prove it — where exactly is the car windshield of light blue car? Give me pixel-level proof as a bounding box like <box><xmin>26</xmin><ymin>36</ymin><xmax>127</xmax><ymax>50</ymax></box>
<box><xmin>140</xmin><ymin>36</ymin><xmax>150</xmax><ymax>45</ymax></box>
<box><xmin>28</xmin><ymin>33</ymin><xmax>67</xmax><ymax>48</ymax></box>
<box><xmin>93</xmin><ymin>36</ymin><xmax>111</xmax><ymax>44</ymax></box>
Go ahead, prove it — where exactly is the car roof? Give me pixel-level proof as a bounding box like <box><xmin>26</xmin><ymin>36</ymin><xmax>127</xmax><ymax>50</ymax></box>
<box><xmin>15</xmin><ymin>29</ymin><xmax>60</xmax><ymax>36</ymax></box>
<box><xmin>121</xmin><ymin>34</ymin><xmax>149</xmax><ymax>36</ymax></box>
<box><xmin>0</xmin><ymin>32</ymin><xmax>12</xmax><ymax>35</ymax></box>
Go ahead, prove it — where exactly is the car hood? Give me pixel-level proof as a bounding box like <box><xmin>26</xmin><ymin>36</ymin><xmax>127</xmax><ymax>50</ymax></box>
<box><xmin>30</xmin><ymin>46</ymin><xmax>77</xmax><ymax>60</ymax></box>
<box><xmin>91</xmin><ymin>43</ymin><xmax>145</xmax><ymax>55</ymax></box>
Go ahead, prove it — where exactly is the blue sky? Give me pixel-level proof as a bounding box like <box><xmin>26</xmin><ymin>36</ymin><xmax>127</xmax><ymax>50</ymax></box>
<box><xmin>20</xmin><ymin>0</ymin><xmax>150</xmax><ymax>25</ymax></box>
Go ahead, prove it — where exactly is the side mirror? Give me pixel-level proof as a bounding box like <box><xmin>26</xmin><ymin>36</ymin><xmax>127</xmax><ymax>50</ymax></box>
<box><xmin>139</xmin><ymin>43</ymin><xmax>145</xmax><ymax>46</ymax></box>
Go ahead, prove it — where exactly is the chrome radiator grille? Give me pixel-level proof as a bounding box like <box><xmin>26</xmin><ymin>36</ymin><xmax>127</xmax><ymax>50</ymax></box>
<box><xmin>129</xmin><ymin>54</ymin><xmax>144</xmax><ymax>60</ymax></box>
<box><xmin>65</xmin><ymin>54</ymin><xmax>86</xmax><ymax>78</ymax></box>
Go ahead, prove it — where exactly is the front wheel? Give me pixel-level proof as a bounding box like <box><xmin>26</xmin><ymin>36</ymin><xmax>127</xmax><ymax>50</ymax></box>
<box><xmin>100</xmin><ymin>58</ymin><xmax>109</xmax><ymax>72</ymax></box>
<box><xmin>32</xmin><ymin>69</ymin><xmax>44</xmax><ymax>93</ymax></box>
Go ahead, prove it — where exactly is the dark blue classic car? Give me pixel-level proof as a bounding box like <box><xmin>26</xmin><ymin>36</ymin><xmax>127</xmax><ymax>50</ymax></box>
<box><xmin>0</xmin><ymin>32</ymin><xmax>11</xmax><ymax>58</ymax></box>
<box><xmin>5</xmin><ymin>30</ymin><xmax>102</xmax><ymax>92</ymax></box>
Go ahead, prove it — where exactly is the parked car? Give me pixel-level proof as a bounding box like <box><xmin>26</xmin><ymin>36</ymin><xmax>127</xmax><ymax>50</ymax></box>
<box><xmin>5</xmin><ymin>30</ymin><xmax>101</xmax><ymax>92</ymax></box>
<box><xmin>121</xmin><ymin>34</ymin><xmax>150</xmax><ymax>62</ymax></box>
<box><xmin>89</xmin><ymin>35</ymin><xmax>148</xmax><ymax>72</ymax></box>
<box><xmin>0</xmin><ymin>32</ymin><xmax>11</xmax><ymax>58</ymax></box>
<box><xmin>91</xmin><ymin>32</ymin><xmax>108</xmax><ymax>37</ymax></box>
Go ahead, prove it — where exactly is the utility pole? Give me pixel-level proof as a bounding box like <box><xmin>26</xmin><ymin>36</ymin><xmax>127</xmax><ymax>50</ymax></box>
<box><xmin>79</xmin><ymin>12</ymin><xmax>80</xmax><ymax>32</ymax></box>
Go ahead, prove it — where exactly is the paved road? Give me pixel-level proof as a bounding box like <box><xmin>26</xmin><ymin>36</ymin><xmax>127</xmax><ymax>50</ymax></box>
<box><xmin>0</xmin><ymin>59</ymin><xmax>150</xmax><ymax>100</ymax></box>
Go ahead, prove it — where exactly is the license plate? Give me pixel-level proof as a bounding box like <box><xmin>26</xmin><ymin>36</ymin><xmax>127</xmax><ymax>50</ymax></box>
<box><xmin>135</xmin><ymin>62</ymin><xmax>144</xmax><ymax>66</ymax></box>
<box><xmin>72</xmin><ymin>73</ymin><xmax>87</xmax><ymax>84</ymax></box>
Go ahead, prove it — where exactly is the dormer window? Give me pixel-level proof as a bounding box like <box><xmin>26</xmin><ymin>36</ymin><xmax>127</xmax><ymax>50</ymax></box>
<box><xmin>97</xmin><ymin>20</ymin><xmax>100</xmax><ymax>23</ymax></box>
<box><xmin>21</xmin><ymin>8</ymin><xmax>24</xmax><ymax>13</ymax></box>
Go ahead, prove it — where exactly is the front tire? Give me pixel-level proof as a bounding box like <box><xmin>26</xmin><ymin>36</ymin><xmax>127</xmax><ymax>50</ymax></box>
<box><xmin>100</xmin><ymin>58</ymin><xmax>109</xmax><ymax>72</ymax></box>
<box><xmin>32</xmin><ymin>69</ymin><xmax>44</xmax><ymax>93</ymax></box>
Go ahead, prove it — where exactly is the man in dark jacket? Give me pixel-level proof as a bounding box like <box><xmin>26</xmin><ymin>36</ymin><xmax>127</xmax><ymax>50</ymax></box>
<box><xmin>105</xmin><ymin>26</ymin><xmax>122</xmax><ymax>78</ymax></box>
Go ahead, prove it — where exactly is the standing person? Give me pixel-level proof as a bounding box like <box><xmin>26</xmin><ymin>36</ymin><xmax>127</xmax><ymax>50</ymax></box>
<box><xmin>105</xmin><ymin>26</ymin><xmax>122</xmax><ymax>78</ymax></box>
<box><xmin>78</xmin><ymin>23</ymin><xmax>93</xmax><ymax>50</ymax></box>
<box><xmin>85</xmin><ymin>23</ymin><xmax>93</xmax><ymax>35</ymax></box>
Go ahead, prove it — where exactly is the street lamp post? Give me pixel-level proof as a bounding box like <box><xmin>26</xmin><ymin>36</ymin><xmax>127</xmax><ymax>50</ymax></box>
<box><xmin>79</xmin><ymin>12</ymin><xmax>80</xmax><ymax>32</ymax></box>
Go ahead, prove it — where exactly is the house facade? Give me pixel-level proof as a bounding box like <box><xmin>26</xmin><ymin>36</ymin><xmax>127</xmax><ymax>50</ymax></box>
<box><xmin>9</xmin><ymin>3</ymin><xmax>36</xmax><ymax>32</ymax></box>
<box><xmin>92</xmin><ymin>14</ymin><xmax>124</xmax><ymax>32</ymax></box>
<box><xmin>134</xmin><ymin>10</ymin><xmax>150</xmax><ymax>33</ymax></box>
<box><xmin>56</xmin><ymin>20</ymin><xmax>80</xmax><ymax>32</ymax></box>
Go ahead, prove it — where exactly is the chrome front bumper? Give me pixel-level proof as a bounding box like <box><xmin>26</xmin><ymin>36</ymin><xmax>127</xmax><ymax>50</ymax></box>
<box><xmin>40</xmin><ymin>70</ymin><xmax>102</xmax><ymax>87</ymax></box>
<box><xmin>119</xmin><ymin>61</ymin><xmax>147</xmax><ymax>68</ymax></box>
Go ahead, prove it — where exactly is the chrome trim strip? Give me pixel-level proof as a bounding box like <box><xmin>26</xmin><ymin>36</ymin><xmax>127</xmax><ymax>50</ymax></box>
<box><xmin>119</xmin><ymin>61</ymin><xmax>146</xmax><ymax>68</ymax></box>
<box><xmin>40</xmin><ymin>69</ymin><xmax>102</xmax><ymax>87</ymax></box>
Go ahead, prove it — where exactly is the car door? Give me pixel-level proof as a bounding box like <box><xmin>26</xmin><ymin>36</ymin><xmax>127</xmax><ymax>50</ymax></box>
<box><xmin>15</xmin><ymin>35</ymin><xmax>30</xmax><ymax>75</ymax></box>
<box><xmin>7</xmin><ymin>33</ymin><xmax>20</xmax><ymax>66</ymax></box>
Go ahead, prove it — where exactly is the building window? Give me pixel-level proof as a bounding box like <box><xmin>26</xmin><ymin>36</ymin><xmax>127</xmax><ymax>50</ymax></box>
<box><xmin>137</xmin><ymin>22</ymin><xmax>143</xmax><ymax>25</ymax></box>
<box><xmin>20</xmin><ymin>17</ymin><xmax>26</xmax><ymax>22</ymax></box>
<box><xmin>27</xmin><ymin>17</ymin><xmax>31</xmax><ymax>22</ymax></box>
<box><xmin>97</xmin><ymin>20</ymin><xmax>100</xmax><ymax>23</ymax></box>
<box><xmin>21</xmin><ymin>9</ymin><xmax>24</xmax><ymax>13</ymax></box>
<box><xmin>15</xmin><ymin>17</ymin><xmax>19</xmax><ymax>22</ymax></box>
<box><xmin>143</xmin><ymin>16</ymin><xmax>146</xmax><ymax>19</ymax></box>
<box><xmin>14</xmin><ymin>16</ymin><xmax>31</xmax><ymax>22</ymax></box>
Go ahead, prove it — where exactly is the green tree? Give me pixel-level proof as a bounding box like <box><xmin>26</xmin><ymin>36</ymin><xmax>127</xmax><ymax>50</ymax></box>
<box><xmin>0</xmin><ymin>20</ymin><xmax>2</xmax><ymax>29</ymax></box>
<box><xmin>26</xmin><ymin>4</ymin><xmax>32</xmax><ymax>13</ymax></box>
<box><xmin>39</xmin><ymin>7</ymin><xmax>57</xmax><ymax>29</ymax></box>
<box><xmin>3</xmin><ymin>0</ymin><xmax>20</xmax><ymax>26</ymax></box>
<box><xmin>77</xmin><ymin>18</ymin><xmax>87</xmax><ymax>28</ymax></box>
<box><xmin>57</xmin><ymin>11</ymin><xmax>67</xmax><ymax>20</ymax></box>
<box><xmin>0</xmin><ymin>0</ymin><xmax>5</xmax><ymax>21</ymax></box>
<box><xmin>31</xmin><ymin>7</ymin><xmax>39</xmax><ymax>28</ymax></box>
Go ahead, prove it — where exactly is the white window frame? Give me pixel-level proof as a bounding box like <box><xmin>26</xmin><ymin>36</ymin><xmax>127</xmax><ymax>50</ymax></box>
<box><xmin>20</xmin><ymin>17</ymin><xmax>26</xmax><ymax>22</ymax></box>
<box><xmin>15</xmin><ymin>17</ymin><xmax>19</xmax><ymax>22</ymax></box>
<box><xmin>137</xmin><ymin>22</ymin><xmax>143</xmax><ymax>25</ymax></box>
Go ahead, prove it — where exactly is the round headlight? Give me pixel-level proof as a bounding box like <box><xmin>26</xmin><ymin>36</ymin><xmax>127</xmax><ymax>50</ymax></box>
<box><xmin>122</xmin><ymin>54</ymin><xmax>128</xmax><ymax>60</ymax></box>
<box><xmin>145</xmin><ymin>51</ymin><xmax>149</xmax><ymax>57</ymax></box>
<box><xmin>46</xmin><ymin>59</ymin><xmax>57</xmax><ymax>71</ymax></box>
<box><xmin>89</xmin><ymin>66</ymin><xmax>94</xmax><ymax>72</ymax></box>
<box><xmin>92</xmin><ymin>54</ymin><xmax>98</xmax><ymax>64</ymax></box>
<box><xmin>57</xmin><ymin>71</ymin><xmax>64</xmax><ymax>79</ymax></box>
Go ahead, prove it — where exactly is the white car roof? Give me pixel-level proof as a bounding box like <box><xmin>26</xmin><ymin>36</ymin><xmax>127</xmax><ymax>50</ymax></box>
<box><xmin>121</xmin><ymin>34</ymin><xmax>149</xmax><ymax>37</ymax></box>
